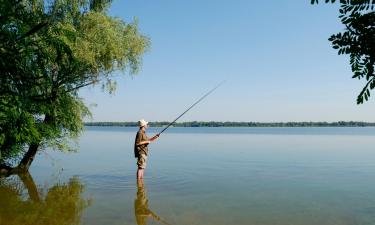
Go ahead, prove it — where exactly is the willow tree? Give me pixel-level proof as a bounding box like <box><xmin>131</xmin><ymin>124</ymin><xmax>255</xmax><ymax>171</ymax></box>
<box><xmin>0</xmin><ymin>0</ymin><xmax>149</xmax><ymax>175</ymax></box>
<box><xmin>312</xmin><ymin>0</ymin><xmax>375</xmax><ymax>104</ymax></box>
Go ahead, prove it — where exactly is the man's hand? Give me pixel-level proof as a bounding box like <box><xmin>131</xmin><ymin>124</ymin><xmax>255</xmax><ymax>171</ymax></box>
<box><xmin>149</xmin><ymin>134</ymin><xmax>160</xmax><ymax>141</ymax></box>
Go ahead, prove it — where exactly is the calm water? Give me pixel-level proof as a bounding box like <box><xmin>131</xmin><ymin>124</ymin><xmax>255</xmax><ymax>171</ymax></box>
<box><xmin>2</xmin><ymin>127</ymin><xmax>375</xmax><ymax>225</ymax></box>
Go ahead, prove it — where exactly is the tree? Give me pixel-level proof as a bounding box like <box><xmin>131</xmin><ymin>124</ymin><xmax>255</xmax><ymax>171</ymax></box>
<box><xmin>311</xmin><ymin>0</ymin><xmax>375</xmax><ymax>104</ymax></box>
<box><xmin>0</xmin><ymin>0</ymin><xmax>149</xmax><ymax>175</ymax></box>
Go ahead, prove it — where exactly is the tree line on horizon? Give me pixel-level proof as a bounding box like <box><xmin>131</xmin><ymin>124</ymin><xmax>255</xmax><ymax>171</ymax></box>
<box><xmin>85</xmin><ymin>121</ymin><xmax>375</xmax><ymax>127</ymax></box>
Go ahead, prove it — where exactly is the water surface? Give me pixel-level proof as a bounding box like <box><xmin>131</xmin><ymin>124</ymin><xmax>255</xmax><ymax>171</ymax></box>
<box><xmin>2</xmin><ymin>127</ymin><xmax>375</xmax><ymax>225</ymax></box>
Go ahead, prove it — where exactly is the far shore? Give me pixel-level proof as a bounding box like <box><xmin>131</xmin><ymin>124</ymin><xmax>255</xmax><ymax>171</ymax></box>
<box><xmin>84</xmin><ymin>121</ymin><xmax>375</xmax><ymax>127</ymax></box>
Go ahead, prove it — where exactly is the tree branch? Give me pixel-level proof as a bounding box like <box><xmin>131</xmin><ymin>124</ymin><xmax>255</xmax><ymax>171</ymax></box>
<box><xmin>16</xmin><ymin>21</ymin><xmax>49</xmax><ymax>41</ymax></box>
<box><xmin>64</xmin><ymin>80</ymin><xmax>98</xmax><ymax>93</ymax></box>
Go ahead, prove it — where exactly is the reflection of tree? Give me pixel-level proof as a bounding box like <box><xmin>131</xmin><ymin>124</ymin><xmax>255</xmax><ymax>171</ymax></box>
<box><xmin>0</xmin><ymin>172</ymin><xmax>91</xmax><ymax>225</ymax></box>
<box><xmin>134</xmin><ymin>180</ymin><xmax>172</xmax><ymax>225</ymax></box>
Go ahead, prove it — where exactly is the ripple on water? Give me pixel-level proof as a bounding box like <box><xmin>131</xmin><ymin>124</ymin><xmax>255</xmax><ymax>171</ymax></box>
<box><xmin>78</xmin><ymin>166</ymin><xmax>200</xmax><ymax>193</ymax></box>
<box><xmin>80</xmin><ymin>173</ymin><xmax>136</xmax><ymax>192</ymax></box>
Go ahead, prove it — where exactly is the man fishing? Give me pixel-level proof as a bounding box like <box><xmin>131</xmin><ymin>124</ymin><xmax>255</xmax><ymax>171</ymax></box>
<box><xmin>134</xmin><ymin>81</ymin><xmax>224</xmax><ymax>180</ymax></box>
<box><xmin>134</xmin><ymin>119</ymin><xmax>159</xmax><ymax>180</ymax></box>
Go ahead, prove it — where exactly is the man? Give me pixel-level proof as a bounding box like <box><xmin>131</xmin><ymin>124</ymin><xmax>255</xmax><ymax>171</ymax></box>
<box><xmin>134</xmin><ymin>119</ymin><xmax>159</xmax><ymax>180</ymax></box>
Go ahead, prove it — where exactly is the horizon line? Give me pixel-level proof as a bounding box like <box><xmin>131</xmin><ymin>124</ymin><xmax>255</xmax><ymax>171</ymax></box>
<box><xmin>84</xmin><ymin>121</ymin><xmax>375</xmax><ymax>123</ymax></box>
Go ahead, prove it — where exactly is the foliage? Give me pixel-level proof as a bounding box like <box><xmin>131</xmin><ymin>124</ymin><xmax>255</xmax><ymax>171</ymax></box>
<box><xmin>0</xmin><ymin>0</ymin><xmax>149</xmax><ymax>167</ymax></box>
<box><xmin>311</xmin><ymin>0</ymin><xmax>375</xmax><ymax>104</ymax></box>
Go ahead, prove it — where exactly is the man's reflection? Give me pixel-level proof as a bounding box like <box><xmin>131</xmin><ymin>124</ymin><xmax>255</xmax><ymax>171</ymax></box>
<box><xmin>0</xmin><ymin>172</ymin><xmax>91</xmax><ymax>225</ymax></box>
<box><xmin>134</xmin><ymin>180</ymin><xmax>172</xmax><ymax>225</ymax></box>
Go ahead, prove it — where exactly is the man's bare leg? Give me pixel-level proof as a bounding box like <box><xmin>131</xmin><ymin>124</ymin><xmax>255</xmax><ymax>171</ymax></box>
<box><xmin>137</xmin><ymin>168</ymin><xmax>144</xmax><ymax>180</ymax></box>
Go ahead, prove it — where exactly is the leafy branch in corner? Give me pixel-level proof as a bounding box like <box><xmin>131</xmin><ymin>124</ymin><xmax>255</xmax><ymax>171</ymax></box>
<box><xmin>312</xmin><ymin>0</ymin><xmax>375</xmax><ymax>104</ymax></box>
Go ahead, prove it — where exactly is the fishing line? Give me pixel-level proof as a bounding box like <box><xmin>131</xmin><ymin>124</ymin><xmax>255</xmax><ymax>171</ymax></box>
<box><xmin>157</xmin><ymin>80</ymin><xmax>225</xmax><ymax>135</ymax></box>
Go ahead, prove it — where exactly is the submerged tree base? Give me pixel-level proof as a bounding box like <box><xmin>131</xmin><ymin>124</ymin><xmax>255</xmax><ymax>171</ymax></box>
<box><xmin>0</xmin><ymin>165</ymin><xmax>27</xmax><ymax>177</ymax></box>
<box><xmin>1</xmin><ymin>142</ymin><xmax>41</xmax><ymax>177</ymax></box>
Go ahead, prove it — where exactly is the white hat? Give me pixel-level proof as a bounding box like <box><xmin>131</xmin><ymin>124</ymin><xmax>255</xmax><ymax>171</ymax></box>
<box><xmin>138</xmin><ymin>119</ymin><xmax>148</xmax><ymax>127</ymax></box>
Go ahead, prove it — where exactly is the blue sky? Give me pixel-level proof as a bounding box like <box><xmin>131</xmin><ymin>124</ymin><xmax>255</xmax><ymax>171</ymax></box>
<box><xmin>80</xmin><ymin>0</ymin><xmax>375</xmax><ymax>122</ymax></box>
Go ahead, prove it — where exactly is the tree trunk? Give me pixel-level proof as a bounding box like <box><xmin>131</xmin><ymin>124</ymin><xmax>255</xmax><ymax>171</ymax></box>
<box><xmin>0</xmin><ymin>143</ymin><xmax>39</xmax><ymax>176</ymax></box>
<box><xmin>16</xmin><ymin>113</ymin><xmax>53</xmax><ymax>173</ymax></box>
<box><xmin>0</xmin><ymin>164</ymin><xmax>14</xmax><ymax>176</ymax></box>
<box><xmin>16</xmin><ymin>142</ymin><xmax>40</xmax><ymax>172</ymax></box>
<box><xmin>0</xmin><ymin>114</ymin><xmax>52</xmax><ymax>176</ymax></box>
<box><xmin>0</xmin><ymin>143</ymin><xmax>40</xmax><ymax>176</ymax></box>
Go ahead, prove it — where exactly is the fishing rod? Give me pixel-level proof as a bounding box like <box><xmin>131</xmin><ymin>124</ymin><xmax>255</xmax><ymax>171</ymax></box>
<box><xmin>156</xmin><ymin>80</ymin><xmax>225</xmax><ymax>136</ymax></box>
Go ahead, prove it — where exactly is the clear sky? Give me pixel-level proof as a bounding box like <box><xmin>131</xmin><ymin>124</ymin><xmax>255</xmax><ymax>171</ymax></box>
<box><xmin>79</xmin><ymin>0</ymin><xmax>375</xmax><ymax>122</ymax></box>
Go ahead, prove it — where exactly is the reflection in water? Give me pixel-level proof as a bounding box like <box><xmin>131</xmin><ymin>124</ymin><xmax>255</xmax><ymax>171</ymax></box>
<box><xmin>134</xmin><ymin>180</ymin><xmax>172</xmax><ymax>225</ymax></box>
<box><xmin>0</xmin><ymin>172</ymin><xmax>91</xmax><ymax>225</ymax></box>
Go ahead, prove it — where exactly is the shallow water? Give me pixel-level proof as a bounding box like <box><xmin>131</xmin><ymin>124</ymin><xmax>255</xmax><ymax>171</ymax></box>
<box><xmin>2</xmin><ymin>127</ymin><xmax>375</xmax><ymax>225</ymax></box>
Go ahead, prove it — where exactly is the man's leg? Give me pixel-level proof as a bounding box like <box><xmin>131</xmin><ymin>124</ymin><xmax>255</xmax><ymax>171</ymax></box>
<box><xmin>140</xmin><ymin>169</ymin><xmax>144</xmax><ymax>179</ymax></box>
<box><xmin>137</xmin><ymin>154</ymin><xmax>147</xmax><ymax>179</ymax></box>
<box><xmin>137</xmin><ymin>168</ymin><xmax>141</xmax><ymax>180</ymax></box>
<box><xmin>137</xmin><ymin>168</ymin><xmax>144</xmax><ymax>179</ymax></box>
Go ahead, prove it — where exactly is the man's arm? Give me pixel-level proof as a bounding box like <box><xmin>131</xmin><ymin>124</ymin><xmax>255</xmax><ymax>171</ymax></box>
<box><xmin>136</xmin><ymin>140</ymin><xmax>151</xmax><ymax>145</ymax></box>
<box><xmin>136</xmin><ymin>133</ymin><xmax>159</xmax><ymax>146</ymax></box>
<box><xmin>149</xmin><ymin>134</ymin><xmax>160</xmax><ymax>142</ymax></box>
<box><xmin>135</xmin><ymin>132</ymin><xmax>149</xmax><ymax>146</ymax></box>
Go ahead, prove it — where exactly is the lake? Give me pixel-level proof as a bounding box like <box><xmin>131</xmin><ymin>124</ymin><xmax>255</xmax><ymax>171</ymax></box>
<box><xmin>2</xmin><ymin>127</ymin><xmax>375</xmax><ymax>225</ymax></box>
